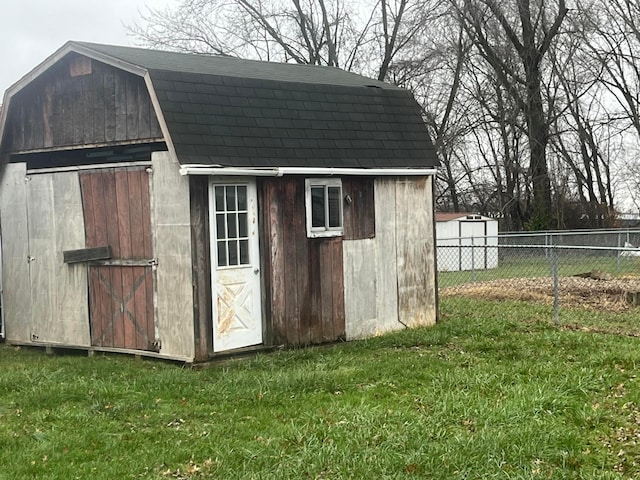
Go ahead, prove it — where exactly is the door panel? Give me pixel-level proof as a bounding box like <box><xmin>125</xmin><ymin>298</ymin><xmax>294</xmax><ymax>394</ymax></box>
<box><xmin>80</xmin><ymin>168</ymin><xmax>156</xmax><ymax>351</ymax></box>
<box><xmin>210</xmin><ymin>180</ymin><xmax>262</xmax><ymax>352</ymax></box>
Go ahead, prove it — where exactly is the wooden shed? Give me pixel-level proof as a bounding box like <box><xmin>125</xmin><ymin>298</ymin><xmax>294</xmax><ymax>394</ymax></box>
<box><xmin>0</xmin><ymin>42</ymin><xmax>439</xmax><ymax>361</ymax></box>
<box><xmin>435</xmin><ymin>213</ymin><xmax>498</xmax><ymax>272</ymax></box>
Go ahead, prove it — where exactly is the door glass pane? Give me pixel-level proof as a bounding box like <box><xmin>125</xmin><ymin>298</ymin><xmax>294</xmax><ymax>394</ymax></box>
<box><xmin>217</xmin><ymin>241</ymin><xmax>227</xmax><ymax>267</ymax></box>
<box><xmin>216</xmin><ymin>214</ymin><xmax>226</xmax><ymax>240</ymax></box>
<box><xmin>228</xmin><ymin>241</ymin><xmax>239</xmax><ymax>266</ymax></box>
<box><xmin>311</xmin><ymin>186</ymin><xmax>325</xmax><ymax>228</ymax></box>
<box><xmin>239</xmin><ymin>240</ymin><xmax>249</xmax><ymax>264</ymax></box>
<box><xmin>226</xmin><ymin>186</ymin><xmax>237</xmax><ymax>211</ymax></box>
<box><xmin>237</xmin><ymin>186</ymin><xmax>247</xmax><ymax>210</ymax></box>
<box><xmin>238</xmin><ymin>213</ymin><xmax>248</xmax><ymax>237</ymax></box>
<box><xmin>327</xmin><ymin>186</ymin><xmax>341</xmax><ymax>228</ymax></box>
<box><xmin>215</xmin><ymin>186</ymin><xmax>225</xmax><ymax>212</ymax></box>
<box><xmin>227</xmin><ymin>213</ymin><xmax>238</xmax><ymax>238</ymax></box>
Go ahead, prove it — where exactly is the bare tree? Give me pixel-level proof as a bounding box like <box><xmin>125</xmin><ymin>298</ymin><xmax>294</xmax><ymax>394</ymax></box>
<box><xmin>129</xmin><ymin>0</ymin><xmax>440</xmax><ymax>82</ymax></box>
<box><xmin>453</xmin><ymin>0</ymin><xmax>569</xmax><ymax>229</ymax></box>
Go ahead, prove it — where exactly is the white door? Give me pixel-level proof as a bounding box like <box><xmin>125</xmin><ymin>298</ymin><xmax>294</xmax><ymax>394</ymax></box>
<box><xmin>209</xmin><ymin>179</ymin><xmax>262</xmax><ymax>352</ymax></box>
<box><xmin>460</xmin><ymin>221</ymin><xmax>485</xmax><ymax>270</ymax></box>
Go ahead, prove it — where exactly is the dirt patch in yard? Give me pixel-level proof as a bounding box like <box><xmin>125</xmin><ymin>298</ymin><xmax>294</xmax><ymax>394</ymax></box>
<box><xmin>440</xmin><ymin>274</ymin><xmax>640</xmax><ymax>313</ymax></box>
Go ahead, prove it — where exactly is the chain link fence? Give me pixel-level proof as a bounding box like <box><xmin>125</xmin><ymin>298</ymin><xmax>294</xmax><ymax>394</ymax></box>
<box><xmin>437</xmin><ymin>229</ymin><xmax>640</xmax><ymax>324</ymax></box>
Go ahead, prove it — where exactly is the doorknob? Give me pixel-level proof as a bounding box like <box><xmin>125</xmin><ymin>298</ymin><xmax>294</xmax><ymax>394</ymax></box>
<box><xmin>254</xmin><ymin>267</ymin><xmax>260</xmax><ymax>274</ymax></box>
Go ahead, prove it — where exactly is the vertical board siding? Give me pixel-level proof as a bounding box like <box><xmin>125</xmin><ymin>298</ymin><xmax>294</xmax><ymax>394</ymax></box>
<box><xmin>261</xmin><ymin>177</ymin><xmax>345</xmax><ymax>346</ymax></box>
<box><xmin>4</xmin><ymin>53</ymin><xmax>162</xmax><ymax>154</ymax></box>
<box><xmin>395</xmin><ymin>177</ymin><xmax>436</xmax><ymax>327</ymax></box>
<box><xmin>189</xmin><ymin>176</ymin><xmax>213</xmax><ymax>361</ymax></box>
<box><xmin>80</xmin><ymin>167</ymin><xmax>156</xmax><ymax>350</ymax></box>
<box><xmin>343</xmin><ymin>178</ymin><xmax>375</xmax><ymax>240</ymax></box>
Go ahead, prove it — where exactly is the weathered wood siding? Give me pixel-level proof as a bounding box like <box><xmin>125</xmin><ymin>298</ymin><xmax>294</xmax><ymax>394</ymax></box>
<box><xmin>189</xmin><ymin>176</ymin><xmax>212</xmax><ymax>361</ymax></box>
<box><xmin>152</xmin><ymin>151</ymin><xmax>195</xmax><ymax>360</ymax></box>
<box><xmin>79</xmin><ymin>168</ymin><xmax>155</xmax><ymax>350</ymax></box>
<box><xmin>343</xmin><ymin>176</ymin><xmax>436</xmax><ymax>340</ymax></box>
<box><xmin>0</xmin><ymin>163</ymin><xmax>32</xmax><ymax>342</ymax></box>
<box><xmin>261</xmin><ymin>177</ymin><xmax>345</xmax><ymax>346</ymax></box>
<box><xmin>395</xmin><ymin>177</ymin><xmax>436</xmax><ymax>327</ymax></box>
<box><xmin>342</xmin><ymin>178</ymin><xmax>375</xmax><ymax>240</ymax></box>
<box><xmin>28</xmin><ymin>172</ymin><xmax>89</xmax><ymax>345</ymax></box>
<box><xmin>4</xmin><ymin>53</ymin><xmax>162</xmax><ymax>154</ymax></box>
<box><xmin>0</xmin><ymin>164</ymin><xmax>89</xmax><ymax>345</ymax></box>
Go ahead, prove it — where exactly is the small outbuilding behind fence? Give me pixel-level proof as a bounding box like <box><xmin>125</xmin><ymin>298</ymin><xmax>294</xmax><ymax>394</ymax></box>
<box><xmin>436</xmin><ymin>213</ymin><xmax>498</xmax><ymax>272</ymax></box>
<box><xmin>0</xmin><ymin>42</ymin><xmax>439</xmax><ymax>361</ymax></box>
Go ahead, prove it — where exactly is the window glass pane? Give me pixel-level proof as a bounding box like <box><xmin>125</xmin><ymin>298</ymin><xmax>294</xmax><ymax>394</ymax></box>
<box><xmin>226</xmin><ymin>186</ymin><xmax>237</xmax><ymax>211</ymax></box>
<box><xmin>215</xmin><ymin>186</ymin><xmax>225</xmax><ymax>212</ymax></box>
<box><xmin>239</xmin><ymin>240</ymin><xmax>249</xmax><ymax>264</ymax></box>
<box><xmin>237</xmin><ymin>186</ymin><xmax>247</xmax><ymax>210</ymax></box>
<box><xmin>238</xmin><ymin>213</ymin><xmax>248</xmax><ymax>238</ymax></box>
<box><xmin>311</xmin><ymin>186</ymin><xmax>325</xmax><ymax>228</ymax></box>
<box><xmin>228</xmin><ymin>241</ymin><xmax>239</xmax><ymax>266</ymax></box>
<box><xmin>227</xmin><ymin>213</ymin><xmax>238</xmax><ymax>238</ymax></box>
<box><xmin>217</xmin><ymin>241</ymin><xmax>227</xmax><ymax>267</ymax></box>
<box><xmin>327</xmin><ymin>186</ymin><xmax>342</xmax><ymax>228</ymax></box>
<box><xmin>216</xmin><ymin>214</ymin><xmax>226</xmax><ymax>240</ymax></box>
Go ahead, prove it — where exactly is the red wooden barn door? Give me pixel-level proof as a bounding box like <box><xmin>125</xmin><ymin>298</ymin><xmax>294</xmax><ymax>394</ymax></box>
<box><xmin>79</xmin><ymin>167</ymin><xmax>157</xmax><ymax>351</ymax></box>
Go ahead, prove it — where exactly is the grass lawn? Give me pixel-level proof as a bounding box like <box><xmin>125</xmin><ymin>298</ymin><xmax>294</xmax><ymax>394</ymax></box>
<box><xmin>2</xmin><ymin>299</ymin><xmax>640</xmax><ymax>479</ymax></box>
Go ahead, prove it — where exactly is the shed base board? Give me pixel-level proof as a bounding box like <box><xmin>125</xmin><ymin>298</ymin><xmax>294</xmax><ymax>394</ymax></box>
<box><xmin>4</xmin><ymin>341</ymin><xmax>193</xmax><ymax>363</ymax></box>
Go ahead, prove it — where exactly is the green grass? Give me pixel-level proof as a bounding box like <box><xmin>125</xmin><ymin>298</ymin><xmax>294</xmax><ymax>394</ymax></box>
<box><xmin>438</xmin><ymin>255</ymin><xmax>640</xmax><ymax>288</ymax></box>
<box><xmin>2</xmin><ymin>299</ymin><xmax>640</xmax><ymax>479</ymax></box>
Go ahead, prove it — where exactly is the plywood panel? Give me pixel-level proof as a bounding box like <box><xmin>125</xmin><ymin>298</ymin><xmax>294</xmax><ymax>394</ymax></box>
<box><xmin>51</xmin><ymin>172</ymin><xmax>90</xmax><ymax>345</ymax></box>
<box><xmin>26</xmin><ymin>172</ymin><xmax>89</xmax><ymax>346</ymax></box>
<box><xmin>395</xmin><ymin>177</ymin><xmax>436</xmax><ymax>327</ymax></box>
<box><xmin>343</xmin><ymin>239</ymin><xmax>378</xmax><ymax>339</ymax></box>
<box><xmin>152</xmin><ymin>151</ymin><xmax>195</xmax><ymax>360</ymax></box>
<box><xmin>0</xmin><ymin>163</ymin><xmax>32</xmax><ymax>342</ymax></box>
<box><xmin>374</xmin><ymin>178</ymin><xmax>401</xmax><ymax>332</ymax></box>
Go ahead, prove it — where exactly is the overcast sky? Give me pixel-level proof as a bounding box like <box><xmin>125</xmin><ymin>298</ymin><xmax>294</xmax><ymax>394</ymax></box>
<box><xmin>0</xmin><ymin>0</ymin><xmax>174</xmax><ymax>96</ymax></box>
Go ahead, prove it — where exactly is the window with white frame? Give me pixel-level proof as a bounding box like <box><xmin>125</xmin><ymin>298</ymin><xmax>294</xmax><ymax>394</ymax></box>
<box><xmin>305</xmin><ymin>178</ymin><xmax>344</xmax><ymax>238</ymax></box>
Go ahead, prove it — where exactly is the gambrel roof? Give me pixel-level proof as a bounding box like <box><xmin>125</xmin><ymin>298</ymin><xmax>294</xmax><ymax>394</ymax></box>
<box><xmin>1</xmin><ymin>41</ymin><xmax>439</xmax><ymax>169</ymax></box>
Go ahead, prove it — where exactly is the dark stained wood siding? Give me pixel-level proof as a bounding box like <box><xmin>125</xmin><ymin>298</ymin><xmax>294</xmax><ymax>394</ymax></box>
<box><xmin>80</xmin><ymin>167</ymin><xmax>156</xmax><ymax>351</ymax></box>
<box><xmin>261</xmin><ymin>177</ymin><xmax>345</xmax><ymax>346</ymax></box>
<box><xmin>189</xmin><ymin>176</ymin><xmax>213</xmax><ymax>361</ymax></box>
<box><xmin>4</xmin><ymin>53</ymin><xmax>162</xmax><ymax>154</ymax></box>
<box><xmin>342</xmin><ymin>177</ymin><xmax>375</xmax><ymax>240</ymax></box>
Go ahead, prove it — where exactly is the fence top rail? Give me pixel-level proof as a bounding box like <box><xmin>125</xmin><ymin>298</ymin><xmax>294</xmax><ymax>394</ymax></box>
<box><xmin>499</xmin><ymin>228</ymin><xmax>640</xmax><ymax>238</ymax></box>
<box><xmin>437</xmin><ymin>243</ymin><xmax>640</xmax><ymax>253</ymax></box>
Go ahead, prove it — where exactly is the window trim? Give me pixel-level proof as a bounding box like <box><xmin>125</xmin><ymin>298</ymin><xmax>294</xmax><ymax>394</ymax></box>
<box><xmin>305</xmin><ymin>178</ymin><xmax>344</xmax><ymax>238</ymax></box>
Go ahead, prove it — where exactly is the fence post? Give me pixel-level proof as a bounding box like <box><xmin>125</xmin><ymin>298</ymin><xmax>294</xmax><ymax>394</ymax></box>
<box><xmin>471</xmin><ymin>236</ymin><xmax>476</xmax><ymax>282</ymax></box>
<box><xmin>552</xmin><ymin>246</ymin><xmax>559</xmax><ymax>325</ymax></box>
<box><xmin>617</xmin><ymin>231</ymin><xmax>622</xmax><ymax>272</ymax></box>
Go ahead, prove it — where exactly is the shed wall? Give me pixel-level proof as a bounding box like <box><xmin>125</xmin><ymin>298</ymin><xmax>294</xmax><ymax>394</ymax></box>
<box><xmin>151</xmin><ymin>151</ymin><xmax>195</xmax><ymax>360</ymax></box>
<box><xmin>4</xmin><ymin>53</ymin><xmax>162</xmax><ymax>154</ymax></box>
<box><xmin>261</xmin><ymin>176</ymin><xmax>345</xmax><ymax>346</ymax></box>
<box><xmin>27</xmin><ymin>172</ymin><xmax>89</xmax><ymax>345</ymax></box>
<box><xmin>0</xmin><ymin>163</ymin><xmax>32</xmax><ymax>342</ymax></box>
<box><xmin>343</xmin><ymin>176</ymin><xmax>436</xmax><ymax>340</ymax></box>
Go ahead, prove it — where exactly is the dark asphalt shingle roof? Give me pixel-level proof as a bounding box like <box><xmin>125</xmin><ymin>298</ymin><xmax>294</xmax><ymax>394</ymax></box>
<box><xmin>75</xmin><ymin>42</ymin><xmax>438</xmax><ymax>169</ymax></box>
